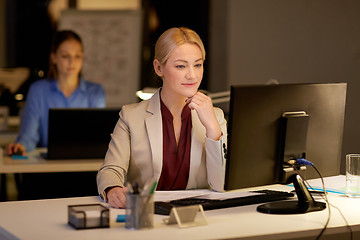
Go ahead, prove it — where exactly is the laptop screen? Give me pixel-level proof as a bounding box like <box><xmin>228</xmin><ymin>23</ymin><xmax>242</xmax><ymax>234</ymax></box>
<box><xmin>47</xmin><ymin>108</ymin><xmax>120</xmax><ymax>159</ymax></box>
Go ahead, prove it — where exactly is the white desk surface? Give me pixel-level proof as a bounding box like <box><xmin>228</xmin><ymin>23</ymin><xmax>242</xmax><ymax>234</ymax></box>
<box><xmin>0</xmin><ymin>176</ymin><xmax>359</xmax><ymax>240</ymax></box>
<box><xmin>0</xmin><ymin>148</ymin><xmax>103</xmax><ymax>174</ymax></box>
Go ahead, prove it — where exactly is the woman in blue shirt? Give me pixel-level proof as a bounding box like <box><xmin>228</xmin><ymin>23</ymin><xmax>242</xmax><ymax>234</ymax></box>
<box><xmin>6</xmin><ymin>30</ymin><xmax>105</xmax><ymax>200</ymax></box>
<box><xmin>7</xmin><ymin>30</ymin><xmax>105</xmax><ymax>155</ymax></box>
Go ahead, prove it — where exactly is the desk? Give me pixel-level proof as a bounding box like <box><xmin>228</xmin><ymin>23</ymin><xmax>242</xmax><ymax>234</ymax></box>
<box><xmin>0</xmin><ymin>176</ymin><xmax>359</xmax><ymax>240</ymax></box>
<box><xmin>0</xmin><ymin>148</ymin><xmax>104</xmax><ymax>174</ymax></box>
<box><xmin>0</xmin><ymin>148</ymin><xmax>104</xmax><ymax>201</ymax></box>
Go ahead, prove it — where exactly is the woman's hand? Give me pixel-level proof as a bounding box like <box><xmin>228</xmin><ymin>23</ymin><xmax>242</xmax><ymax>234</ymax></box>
<box><xmin>186</xmin><ymin>92</ymin><xmax>222</xmax><ymax>141</ymax></box>
<box><xmin>6</xmin><ymin>143</ymin><xmax>26</xmax><ymax>156</ymax></box>
<box><xmin>107</xmin><ymin>186</ymin><xmax>128</xmax><ymax>208</ymax></box>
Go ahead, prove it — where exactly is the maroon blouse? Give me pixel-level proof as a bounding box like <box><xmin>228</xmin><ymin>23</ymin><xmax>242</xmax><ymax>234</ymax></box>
<box><xmin>156</xmin><ymin>98</ymin><xmax>192</xmax><ymax>190</ymax></box>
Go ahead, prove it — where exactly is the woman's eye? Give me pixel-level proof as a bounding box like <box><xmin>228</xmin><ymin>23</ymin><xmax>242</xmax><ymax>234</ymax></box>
<box><xmin>176</xmin><ymin>65</ymin><xmax>185</xmax><ymax>69</ymax></box>
<box><xmin>195</xmin><ymin>63</ymin><xmax>202</xmax><ymax>68</ymax></box>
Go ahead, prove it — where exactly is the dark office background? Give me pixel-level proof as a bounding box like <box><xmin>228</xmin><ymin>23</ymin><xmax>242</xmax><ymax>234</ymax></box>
<box><xmin>2</xmin><ymin>0</ymin><xmax>210</xmax><ymax>114</ymax></box>
<box><xmin>1</xmin><ymin>0</ymin><xmax>360</xmax><ymax>174</ymax></box>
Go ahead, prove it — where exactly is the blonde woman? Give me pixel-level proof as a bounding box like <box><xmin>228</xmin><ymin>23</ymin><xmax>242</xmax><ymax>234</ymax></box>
<box><xmin>97</xmin><ymin>27</ymin><xmax>227</xmax><ymax>208</ymax></box>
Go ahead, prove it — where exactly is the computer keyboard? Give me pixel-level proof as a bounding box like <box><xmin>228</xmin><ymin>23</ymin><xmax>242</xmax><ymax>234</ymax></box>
<box><xmin>154</xmin><ymin>190</ymin><xmax>294</xmax><ymax>215</ymax></box>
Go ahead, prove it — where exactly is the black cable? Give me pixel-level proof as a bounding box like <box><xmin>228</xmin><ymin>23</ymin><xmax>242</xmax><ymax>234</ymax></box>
<box><xmin>288</xmin><ymin>159</ymin><xmax>353</xmax><ymax>240</ymax></box>
<box><xmin>304</xmin><ymin>163</ymin><xmax>352</xmax><ymax>240</ymax></box>
<box><xmin>287</xmin><ymin>160</ymin><xmax>330</xmax><ymax>240</ymax></box>
<box><xmin>328</xmin><ymin>202</ymin><xmax>353</xmax><ymax>240</ymax></box>
<box><xmin>310</xmin><ymin>164</ymin><xmax>330</xmax><ymax>240</ymax></box>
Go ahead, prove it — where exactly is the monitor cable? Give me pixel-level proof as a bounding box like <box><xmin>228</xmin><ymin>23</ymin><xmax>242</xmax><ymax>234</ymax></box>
<box><xmin>290</xmin><ymin>159</ymin><xmax>330</xmax><ymax>240</ymax></box>
<box><xmin>290</xmin><ymin>158</ymin><xmax>353</xmax><ymax>240</ymax></box>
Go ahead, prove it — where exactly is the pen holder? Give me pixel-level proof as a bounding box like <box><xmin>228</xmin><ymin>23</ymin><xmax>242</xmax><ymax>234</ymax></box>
<box><xmin>125</xmin><ymin>193</ymin><xmax>154</xmax><ymax>230</ymax></box>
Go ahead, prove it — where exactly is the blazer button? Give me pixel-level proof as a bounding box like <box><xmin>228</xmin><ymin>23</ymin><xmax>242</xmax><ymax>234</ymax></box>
<box><xmin>223</xmin><ymin>143</ymin><xmax>227</xmax><ymax>154</ymax></box>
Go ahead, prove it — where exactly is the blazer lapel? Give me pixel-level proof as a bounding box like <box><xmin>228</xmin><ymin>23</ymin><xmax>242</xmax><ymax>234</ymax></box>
<box><xmin>145</xmin><ymin>90</ymin><xmax>163</xmax><ymax>180</ymax></box>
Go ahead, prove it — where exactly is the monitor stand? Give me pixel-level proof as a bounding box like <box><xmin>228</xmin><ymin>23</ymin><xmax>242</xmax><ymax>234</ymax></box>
<box><xmin>257</xmin><ymin>174</ymin><xmax>326</xmax><ymax>214</ymax></box>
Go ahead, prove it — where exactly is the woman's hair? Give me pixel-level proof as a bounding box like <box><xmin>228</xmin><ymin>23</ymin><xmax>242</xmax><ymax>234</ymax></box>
<box><xmin>154</xmin><ymin>27</ymin><xmax>205</xmax><ymax>65</ymax></box>
<box><xmin>47</xmin><ymin>30</ymin><xmax>83</xmax><ymax>78</ymax></box>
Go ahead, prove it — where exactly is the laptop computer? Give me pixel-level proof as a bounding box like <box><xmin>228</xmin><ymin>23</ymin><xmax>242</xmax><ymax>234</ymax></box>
<box><xmin>46</xmin><ymin>108</ymin><xmax>120</xmax><ymax>159</ymax></box>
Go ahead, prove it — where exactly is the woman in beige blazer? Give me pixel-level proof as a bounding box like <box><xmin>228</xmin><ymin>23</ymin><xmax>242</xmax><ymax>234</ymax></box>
<box><xmin>97</xmin><ymin>27</ymin><xmax>227</xmax><ymax>208</ymax></box>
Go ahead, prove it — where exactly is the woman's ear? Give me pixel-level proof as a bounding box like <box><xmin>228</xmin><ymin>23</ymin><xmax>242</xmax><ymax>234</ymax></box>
<box><xmin>153</xmin><ymin>59</ymin><xmax>163</xmax><ymax>77</ymax></box>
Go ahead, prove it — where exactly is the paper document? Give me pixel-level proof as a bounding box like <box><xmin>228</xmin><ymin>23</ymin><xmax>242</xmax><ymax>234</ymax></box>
<box><xmin>288</xmin><ymin>175</ymin><xmax>346</xmax><ymax>195</ymax></box>
<box><xmin>306</xmin><ymin>175</ymin><xmax>346</xmax><ymax>194</ymax></box>
<box><xmin>154</xmin><ymin>190</ymin><xmax>210</xmax><ymax>202</ymax></box>
<box><xmin>196</xmin><ymin>191</ymin><xmax>261</xmax><ymax>200</ymax></box>
<box><xmin>154</xmin><ymin>189</ymin><xmax>261</xmax><ymax>202</ymax></box>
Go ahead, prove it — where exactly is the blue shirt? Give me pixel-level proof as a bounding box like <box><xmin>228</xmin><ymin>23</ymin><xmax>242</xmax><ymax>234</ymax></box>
<box><xmin>16</xmin><ymin>78</ymin><xmax>106</xmax><ymax>151</ymax></box>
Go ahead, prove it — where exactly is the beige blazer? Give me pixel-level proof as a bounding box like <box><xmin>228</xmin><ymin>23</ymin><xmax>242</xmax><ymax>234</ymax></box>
<box><xmin>97</xmin><ymin>89</ymin><xmax>227</xmax><ymax>200</ymax></box>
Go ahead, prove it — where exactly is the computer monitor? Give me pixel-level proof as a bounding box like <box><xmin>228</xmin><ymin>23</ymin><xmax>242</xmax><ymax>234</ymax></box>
<box><xmin>225</xmin><ymin>83</ymin><xmax>347</xmax><ymax>191</ymax></box>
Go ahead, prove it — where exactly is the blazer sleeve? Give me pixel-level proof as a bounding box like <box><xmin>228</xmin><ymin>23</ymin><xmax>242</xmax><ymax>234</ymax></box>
<box><xmin>97</xmin><ymin>107</ymin><xmax>130</xmax><ymax>200</ymax></box>
<box><xmin>205</xmin><ymin>107</ymin><xmax>227</xmax><ymax>192</ymax></box>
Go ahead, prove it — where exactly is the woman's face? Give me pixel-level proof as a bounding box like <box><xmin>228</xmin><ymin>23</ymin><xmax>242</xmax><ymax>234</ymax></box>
<box><xmin>51</xmin><ymin>39</ymin><xmax>83</xmax><ymax>78</ymax></box>
<box><xmin>157</xmin><ymin>43</ymin><xmax>204</xmax><ymax>98</ymax></box>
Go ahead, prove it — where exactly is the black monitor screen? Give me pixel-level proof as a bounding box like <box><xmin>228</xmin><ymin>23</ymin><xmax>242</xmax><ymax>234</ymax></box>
<box><xmin>225</xmin><ymin>83</ymin><xmax>347</xmax><ymax>190</ymax></box>
<box><xmin>47</xmin><ymin>108</ymin><xmax>120</xmax><ymax>159</ymax></box>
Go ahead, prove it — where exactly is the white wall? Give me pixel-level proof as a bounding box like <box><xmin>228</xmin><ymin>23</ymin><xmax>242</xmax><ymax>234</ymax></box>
<box><xmin>209</xmin><ymin>0</ymin><xmax>360</xmax><ymax>172</ymax></box>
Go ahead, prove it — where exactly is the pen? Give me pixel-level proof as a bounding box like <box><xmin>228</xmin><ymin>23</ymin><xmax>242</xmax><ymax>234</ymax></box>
<box><xmin>287</xmin><ymin>184</ymin><xmax>346</xmax><ymax>195</ymax></box>
<box><xmin>133</xmin><ymin>182</ymin><xmax>140</xmax><ymax>194</ymax></box>
<box><xmin>127</xmin><ymin>183</ymin><xmax>134</xmax><ymax>194</ymax></box>
<box><xmin>148</xmin><ymin>181</ymin><xmax>158</xmax><ymax>194</ymax></box>
<box><xmin>308</xmin><ymin>187</ymin><xmax>345</xmax><ymax>195</ymax></box>
<box><xmin>142</xmin><ymin>178</ymin><xmax>158</xmax><ymax>195</ymax></box>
